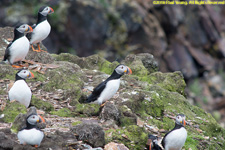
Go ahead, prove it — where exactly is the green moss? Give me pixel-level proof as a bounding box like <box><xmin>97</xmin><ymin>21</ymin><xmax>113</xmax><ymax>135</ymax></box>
<box><xmin>73</xmin><ymin>103</ymin><xmax>100</xmax><ymax>117</ymax></box>
<box><xmin>30</xmin><ymin>95</ymin><xmax>54</xmax><ymax>112</ymax></box>
<box><xmin>0</xmin><ymin>101</ymin><xmax>27</xmax><ymax>123</ymax></box>
<box><xmin>105</xmin><ymin>125</ymin><xmax>147</xmax><ymax>150</ymax></box>
<box><xmin>50</xmin><ymin>108</ymin><xmax>73</xmax><ymax>117</ymax></box>
<box><xmin>72</xmin><ymin>121</ymin><xmax>82</xmax><ymax>126</ymax></box>
<box><xmin>184</xmin><ymin>135</ymin><xmax>199</xmax><ymax>150</ymax></box>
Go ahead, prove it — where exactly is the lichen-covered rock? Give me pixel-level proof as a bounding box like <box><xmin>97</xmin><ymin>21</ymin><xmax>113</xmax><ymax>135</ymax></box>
<box><xmin>105</xmin><ymin>125</ymin><xmax>148</xmax><ymax>150</ymax></box>
<box><xmin>71</xmin><ymin>123</ymin><xmax>105</xmax><ymax>147</ymax></box>
<box><xmin>26</xmin><ymin>48</ymin><xmax>55</xmax><ymax>64</ymax></box>
<box><xmin>0</xmin><ymin>64</ymin><xmax>16</xmax><ymax>80</ymax></box>
<box><xmin>30</xmin><ymin>95</ymin><xmax>54</xmax><ymax>112</ymax></box>
<box><xmin>122</xmin><ymin>53</ymin><xmax>158</xmax><ymax>76</ymax></box>
<box><xmin>55</xmin><ymin>53</ymin><xmax>119</xmax><ymax>74</ymax></box>
<box><xmin>43</xmin><ymin>61</ymin><xmax>84</xmax><ymax>104</ymax></box>
<box><xmin>0</xmin><ymin>101</ymin><xmax>27</xmax><ymax>123</ymax></box>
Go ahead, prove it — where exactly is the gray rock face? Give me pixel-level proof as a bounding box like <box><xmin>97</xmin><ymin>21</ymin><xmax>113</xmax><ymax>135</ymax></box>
<box><xmin>0</xmin><ymin>130</ymin><xmax>15</xmax><ymax>149</ymax></box>
<box><xmin>71</xmin><ymin>123</ymin><xmax>105</xmax><ymax>147</ymax></box>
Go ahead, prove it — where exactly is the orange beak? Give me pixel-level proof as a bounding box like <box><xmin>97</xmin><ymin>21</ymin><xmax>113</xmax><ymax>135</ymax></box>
<box><xmin>28</xmin><ymin>25</ymin><xmax>33</xmax><ymax>32</ymax></box>
<box><xmin>183</xmin><ymin>120</ymin><xmax>186</xmax><ymax>126</ymax></box>
<box><xmin>49</xmin><ymin>7</ymin><xmax>54</xmax><ymax>14</ymax></box>
<box><xmin>38</xmin><ymin>115</ymin><xmax>46</xmax><ymax>123</ymax></box>
<box><xmin>28</xmin><ymin>71</ymin><xmax>34</xmax><ymax>78</ymax></box>
<box><xmin>126</xmin><ymin>67</ymin><xmax>132</xmax><ymax>75</ymax></box>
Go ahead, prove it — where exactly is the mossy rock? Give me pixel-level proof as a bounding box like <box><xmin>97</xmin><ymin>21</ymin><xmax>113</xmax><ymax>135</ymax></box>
<box><xmin>50</xmin><ymin>108</ymin><xmax>74</xmax><ymax>117</ymax></box>
<box><xmin>55</xmin><ymin>53</ymin><xmax>119</xmax><ymax>75</ymax></box>
<box><xmin>141</xmin><ymin>71</ymin><xmax>186</xmax><ymax>96</ymax></box>
<box><xmin>0</xmin><ymin>64</ymin><xmax>16</xmax><ymax>80</ymax></box>
<box><xmin>73</xmin><ymin>103</ymin><xmax>100</xmax><ymax>117</ymax></box>
<box><xmin>122</xmin><ymin>53</ymin><xmax>158</xmax><ymax>77</ymax></box>
<box><xmin>105</xmin><ymin>125</ymin><xmax>147</xmax><ymax>150</ymax></box>
<box><xmin>30</xmin><ymin>95</ymin><xmax>54</xmax><ymax>112</ymax></box>
<box><xmin>0</xmin><ymin>101</ymin><xmax>27</xmax><ymax>123</ymax></box>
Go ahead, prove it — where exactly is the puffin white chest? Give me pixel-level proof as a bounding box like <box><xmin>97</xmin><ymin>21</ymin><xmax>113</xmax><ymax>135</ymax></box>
<box><xmin>30</xmin><ymin>20</ymin><xmax>51</xmax><ymax>44</ymax></box>
<box><xmin>17</xmin><ymin>128</ymin><xmax>44</xmax><ymax>146</ymax></box>
<box><xmin>97</xmin><ymin>79</ymin><xmax>120</xmax><ymax>104</ymax></box>
<box><xmin>8</xmin><ymin>80</ymin><xmax>32</xmax><ymax>108</ymax></box>
<box><xmin>164</xmin><ymin>127</ymin><xmax>187</xmax><ymax>150</ymax></box>
<box><xmin>9</xmin><ymin>36</ymin><xmax>30</xmax><ymax>64</ymax></box>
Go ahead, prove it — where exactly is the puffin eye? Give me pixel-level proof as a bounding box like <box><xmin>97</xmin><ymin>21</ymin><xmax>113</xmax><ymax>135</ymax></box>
<box><xmin>32</xmin><ymin>116</ymin><xmax>35</xmax><ymax>118</ymax></box>
<box><xmin>24</xmin><ymin>71</ymin><xmax>26</xmax><ymax>73</ymax></box>
<box><xmin>121</xmin><ymin>66</ymin><xmax>123</xmax><ymax>69</ymax></box>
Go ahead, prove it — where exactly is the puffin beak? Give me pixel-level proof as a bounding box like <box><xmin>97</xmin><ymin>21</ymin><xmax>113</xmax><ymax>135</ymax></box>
<box><xmin>124</xmin><ymin>67</ymin><xmax>132</xmax><ymax>75</ymax></box>
<box><xmin>49</xmin><ymin>7</ymin><xmax>54</xmax><ymax>14</ymax></box>
<box><xmin>28</xmin><ymin>71</ymin><xmax>34</xmax><ymax>78</ymax></box>
<box><xmin>183</xmin><ymin>120</ymin><xmax>186</xmax><ymax>126</ymax></box>
<box><xmin>26</xmin><ymin>25</ymin><xmax>33</xmax><ymax>33</ymax></box>
<box><xmin>38</xmin><ymin>115</ymin><xmax>46</xmax><ymax>123</ymax></box>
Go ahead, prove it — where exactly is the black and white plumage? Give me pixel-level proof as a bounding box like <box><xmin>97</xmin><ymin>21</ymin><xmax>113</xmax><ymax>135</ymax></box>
<box><xmin>3</xmin><ymin>24</ymin><xmax>33</xmax><ymax>67</ymax></box>
<box><xmin>162</xmin><ymin>114</ymin><xmax>187</xmax><ymax>150</ymax></box>
<box><xmin>17</xmin><ymin>113</ymin><xmax>44</xmax><ymax>147</ymax></box>
<box><xmin>28</xmin><ymin>6</ymin><xmax>54</xmax><ymax>52</ymax></box>
<box><xmin>8</xmin><ymin>69</ymin><xmax>34</xmax><ymax>108</ymax></box>
<box><xmin>84</xmin><ymin>64</ymin><xmax>132</xmax><ymax>105</ymax></box>
<box><xmin>146</xmin><ymin>134</ymin><xmax>162</xmax><ymax>150</ymax></box>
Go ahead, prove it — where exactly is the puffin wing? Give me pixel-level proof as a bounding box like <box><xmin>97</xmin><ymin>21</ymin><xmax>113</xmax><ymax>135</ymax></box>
<box><xmin>84</xmin><ymin>81</ymin><xmax>106</xmax><ymax>103</ymax></box>
<box><xmin>3</xmin><ymin>42</ymin><xmax>12</xmax><ymax>61</ymax></box>
<box><xmin>26</xmin><ymin>24</ymin><xmax>36</xmax><ymax>40</ymax></box>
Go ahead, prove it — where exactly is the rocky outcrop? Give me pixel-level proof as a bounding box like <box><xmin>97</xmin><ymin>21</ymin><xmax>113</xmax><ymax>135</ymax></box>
<box><xmin>0</xmin><ymin>27</ymin><xmax>225</xmax><ymax>149</ymax></box>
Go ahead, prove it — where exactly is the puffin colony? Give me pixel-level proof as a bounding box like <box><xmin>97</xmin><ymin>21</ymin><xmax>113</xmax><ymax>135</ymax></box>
<box><xmin>1</xmin><ymin>5</ymin><xmax>188</xmax><ymax>149</ymax></box>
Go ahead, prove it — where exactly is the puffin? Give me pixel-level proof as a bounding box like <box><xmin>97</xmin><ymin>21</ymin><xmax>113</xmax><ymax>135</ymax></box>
<box><xmin>28</xmin><ymin>6</ymin><xmax>54</xmax><ymax>52</ymax></box>
<box><xmin>162</xmin><ymin>114</ymin><xmax>187</xmax><ymax>150</ymax></box>
<box><xmin>84</xmin><ymin>64</ymin><xmax>132</xmax><ymax>105</ymax></box>
<box><xmin>17</xmin><ymin>113</ymin><xmax>45</xmax><ymax>147</ymax></box>
<box><xmin>2</xmin><ymin>24</ymin><xmax>33</xmax><ymax>68</ymax></box>
<box><xmin>146</xmin><ymin>134</ymin><xmax>162</xmax><ymax>150</ymax></box>
<box><xmin>8</xmin><ymin>68</ymin><xmax>34</xmax><ymax>108</ymax></box>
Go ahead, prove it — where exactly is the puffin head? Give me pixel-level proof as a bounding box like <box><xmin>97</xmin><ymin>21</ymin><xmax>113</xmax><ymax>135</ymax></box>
<box><xmin>16</xmin><ymin>24</ymin><xmax>33</xmax><ymax>33</ymax></box>
<box><xmin>17</xmin><ymin>69</ymin><xmax>34</xmax><ymax>79</ymax></box>
<box><xmin>115</xmin><ymin>64</ymin><xmax>132</xmax><ymax>75</ymax></box>
<box><xmin>175</xmin><ymin>114</ymin><xmax>186</xmax><ymax>126</ymax></box>
<box><xmin>27</xmin><ymin>113</ymin><xmax>45</xmax><ymax>125</ymax></box>
<box><xmin>39</xmin><ymin>6</ymin><xmax>54</xmax><ymax>16</ymax></box>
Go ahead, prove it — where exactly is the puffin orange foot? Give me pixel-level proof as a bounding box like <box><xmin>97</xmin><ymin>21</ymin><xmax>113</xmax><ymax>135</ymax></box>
<box><xmin>11</xmin><ymin>65</ymin><xmax>22</xmax><ymax>68</ymax></box>
<box><xmin>34</xmin><ymin>145</ymin><xmax>38</xmax><ymax>148</ymax></box>
<box><xmin>100</xmin><ymin>101</ymin><xmax>107</xmax><ymax>107</ymax></box>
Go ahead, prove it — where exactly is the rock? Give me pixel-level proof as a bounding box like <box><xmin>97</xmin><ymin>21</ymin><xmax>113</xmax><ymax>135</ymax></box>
<box><xmin>122</xmin><ymin>53</ymin><xmax>158</xmax><ymax>77</ymax></box>
<box><xmin>0</xmin><ymin>130</ymin><xmax>15</xmax><ymax>149</ymax></box>
<box><xmin>0</xmin><ymin>64</ymin><xmax>16</xmax><ymax>80</ymax></box>
<box><xmin>104</xmin><ymin>142</ymin><xmax>129</xmax><ymax>150</ymax></box>
<box><xmin>26</xmin><ymin>48</ymin><xmax>55</xmax><ymax>64</ymax></box>
<box><xmin>71</xmin><ymin>123</ymin><xmax>105</xmax><ymax>147</ymax></box>
<box><xmin>99</xmin><ymin>102</ymin><xmax>120</xmax><ymax>127</ymax></box>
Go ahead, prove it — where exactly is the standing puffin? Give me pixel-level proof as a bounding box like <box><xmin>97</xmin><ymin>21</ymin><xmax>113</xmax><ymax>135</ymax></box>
<box><xmin>146</xmin><ymin>134</ymin><xmax>162</xmax><ymax>150</ymax></box>
<box><xmin>8</xmin><ymin>68</ymin><xmax>34</xmax><ymax>108</ymax></box>
<box><xmin>3</xmin><ymin>24</ymin><xmax>33</xmax><ymax>68</ymax></box>
<box><xmin>17</xmin><ymin>113</ymin><xmax>45</xmax><ymax>147</ymax></box>
<box><xmin>162</xmin><ymin>114</ymin><xmax>187</xmax><ymax>150</ymax></box>
<box><xmin>28</xmin><ymin>6</ymin><xmax>54</xmax><ymax>52</ymax></box>
<box><xmin>84</xmin><ymin>64</ymin><xmax>132</xmax><ymax>105</ymax></box>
